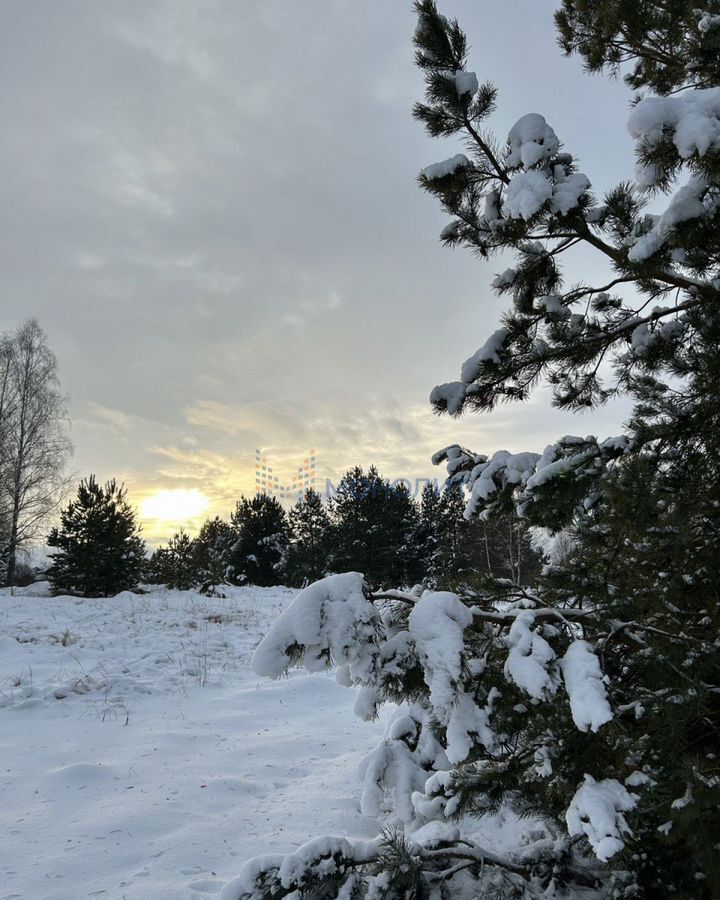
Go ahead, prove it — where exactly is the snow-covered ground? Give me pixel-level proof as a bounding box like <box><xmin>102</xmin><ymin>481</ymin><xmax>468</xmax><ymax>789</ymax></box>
<box><xmin>0</xmin><ymin>585</ymin><xmax>388</xmax><ymax>900</ymax></box>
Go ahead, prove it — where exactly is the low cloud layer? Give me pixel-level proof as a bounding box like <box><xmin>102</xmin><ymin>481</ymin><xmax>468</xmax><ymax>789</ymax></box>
<box><xmin>1</xmin><ymin>1</ymin><xmax>635</xmax><ymax>540</ymax></box>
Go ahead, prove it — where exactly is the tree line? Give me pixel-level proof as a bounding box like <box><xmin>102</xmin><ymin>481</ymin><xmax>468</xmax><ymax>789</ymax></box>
<box><xmin>44</xmin><ymin>466</ymin><xmax>541</xmax><ymax>596</ymax></box>
<box><xmin>0</xmin><ymin>318</ymin><xmax>540</xmax><ymax>598</ymax></box>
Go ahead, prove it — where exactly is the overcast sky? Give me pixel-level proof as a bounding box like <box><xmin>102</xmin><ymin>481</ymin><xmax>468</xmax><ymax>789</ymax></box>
<box><xmin>1</xmin><ymin>1</ymin><xmax>639</xmax><ymax>540</ymax></box>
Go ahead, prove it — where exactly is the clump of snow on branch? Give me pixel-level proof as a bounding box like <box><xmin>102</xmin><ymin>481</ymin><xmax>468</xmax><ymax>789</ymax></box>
<box><xmin>551</xmin><ymin>167</ymin><xmax>591</xmax><ymax>215</ymax></box>
<box><xmin>506</xmin><ymin>113</ymin><xmax>560</xmax><ymax>169</ymax></box>
<box><xmin>412</xmin><ymin>769</ymin><xmax>460</xmax><ymax>821</ymax></box>
<box><xmin>446</xmin><ymin>688</ymin><xmax>498</xmax><ymax>763</ymax></box>
<box><xmin>454</xmin><ymin>69</ymin><xmax>478</xmax><ymax>96</ymax></box>
<box><xmin>502</xmin><ymin>114</ymin><xmax>590</xmax><ymax>219</ymax></box>
<box><xmin>430</xmin><ymin>329</ymin><xmax>513</xmax><ymax>414</ymax></box>
<box><xmin>628</xmin><ymin>177</ymin><xmax>708</xmax><ymax>260</ymax></box>
<box><xmin>460</xmin><ymin>327</ymin><xmax>510</xmax><ymax>381</ymax></box>
<box><xmin>429</xmin><ymin>380</ymin><xmax>467</xmax><ymax>415</ymax></box>
<box><xmin>504</xmin><ymin>611</ymin><xmax>559</xmax><ymax>700</ymax></box>
<box><xmin>465</xmin><ymin>450</ymin><xmax>541</xmax><ymax>519</ymax></box>
<box><xmin>493</xmin><ymin>267</ymin><xmax>517</xmax><ymax>289</ymax></box>
<box><xmin>278</xmin><ymin>836</ymin><xmax>377</xmax><ymax>886</ymax></box>
<box><xmin>565</xmin><ymin>775</ymin><xmax>638</xmax><ymax>861</ymax></box>
<box><xmin>408</xmin><ymin>591</ymin><xmax>473</xmax><ymax>722</ymax></box>
<box><xmin>407</xmin><ymin>820</ymin><xmax>461</xmax><ymax>849</ymax></box>
<box><xmin>483</xmin><ymin>189</ymin><xmax>501</xmax><ymax>222</ymax></box>
<box><xmin>222</xmin><ymin>836</ymin><xmax>379</xmax><ymax>900</ymax></box>
<box><xmin>698</xmin><ymin>10</ymin><xmax>720</xmax><ymax>31</ymax></box>
<box><xmin>421</xmin><ymin>153</ymin><xmax>470</xmax><ymax>180</ymax></box>
<box><xmin>628</xmin><ymin>87</ymin><xmax>720</xmax><ymax>185</ymax></box>
<box><xmin>503</xmin><ymin>170</ymin><xmax>553</xmax><ymax>220</ymax></box>
<box><xmin>358</xmin><ymin>704</ymin><xmax>447</xmax><ymax>823</ymax></box>
<box><xmin>219</xmin><ymin>854</ymin><xmax>287</xmax><ymax>900</ymax></box>
<box><xmin>504</xmin><ymin>167</ymin><xmax>591</xmax><ymax>220</ymax></box>
<box><xmin>537</xmin><ymin>294</ymin><xmax>568</xmax><ymax>316</ymax></box>
<box><xmin>252</xmin><ymin>572</ymin><xmax>379</xmax><ymax>682</ymax></box>
<box><xmin>559</xmin><ymin>640</ymin><xmax>613</xmax><ymax>733</ymax></box>
<box><xmin>627</xmin><ymin>315</ymin><xmax>687</xmax><ymax>360</ymax></box>
<box><xmin>525</xmin><ymin>442</ymin><xmax>593</xmax><ymax>491</ymax></box>
<box><xmin>435</xmin><ymin>435</ymin><xmax>629</xmax><ymax>522</ymax></box>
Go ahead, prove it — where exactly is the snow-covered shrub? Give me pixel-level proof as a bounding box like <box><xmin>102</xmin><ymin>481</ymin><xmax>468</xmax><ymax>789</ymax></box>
<box><xmin>227</xmin><ymin>571</ymin><xmax>632</xmax><ymax>897</ymax></box>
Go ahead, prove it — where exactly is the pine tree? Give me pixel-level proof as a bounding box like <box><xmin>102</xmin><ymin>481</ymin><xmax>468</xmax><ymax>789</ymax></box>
<box><xmin>328</xmin><ymin>466</ymin><xmax>388</xmax><ymax>585</ymax></box>
<box><xmin>554</xmin><ymin>0</ymin><xmax>720</xmax><ymax>95</ymax></box>
<box><xmin>415</xmin><ymin>480</ymin><xmax>442</xmax><ymax>583</ymax></box>
<box><xmin>286</xmin><ymin>488</ymin><xmax>331</xmax><ymax>586</ymax></box>
<box><xmin>234</xmin><ymin>2</ymin><xmax>720</xmax><ymax>898</ymax></box>
<box><xmin>146</xmin><ymin>545</ymin><xmax>170</xmax><ymax>585</ymax></box>
<box><xmin>227</xmin><ymin>493</ymin><xmax>289</xmax><ymax>587</ymax></box>
<box><xmin>328</xmin><ymin>466</ymin><xmax>421</xmax><ymax>588</ymax></box>
<box><xmin>434</xmin><ymin>481</ymin><xmax>471</xmax><ymax>587</ymax></box>
<box><xmin>148</xmin><ymin>529</ymin><xmax>197</xmax><ymax>590</ymax></box>
<box><xmin>47</xmin><ymin>476</ymin><xmax>145</xmax><ymax>597</ymax></box>
<box><xmin>386</xmin><ymin>479</ymin><xmax>424</xmax><ymax>588</ymax></box>
<box><xmin>193</xmin><ymin>516</ymin><xmax>234</xmax><ymax>593</ymax></box>
<box><xmin>166</xmin><ymin>529</ymin><xmax>197</xmax><ymax>590</ymax></box>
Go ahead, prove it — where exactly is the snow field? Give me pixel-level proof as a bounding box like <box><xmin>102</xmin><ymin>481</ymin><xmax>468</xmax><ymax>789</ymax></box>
<box><xmin>0</xmin><ymin>585</ymin><xmax>388</xmax><ymax>900</ymax></box>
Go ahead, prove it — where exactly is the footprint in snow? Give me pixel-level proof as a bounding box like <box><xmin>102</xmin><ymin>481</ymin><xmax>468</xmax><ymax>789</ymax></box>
<box><xmin>47</xmin><ymin>762</ymin><xmax>121</xmax><ymax>787</ymax></box>
<box><xmin>189</xmin><ymin>879</ymin><xmax>223</xmax><ymax>893</ymax></box>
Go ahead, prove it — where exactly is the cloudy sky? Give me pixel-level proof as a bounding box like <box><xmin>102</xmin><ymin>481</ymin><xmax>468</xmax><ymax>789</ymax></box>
<box><xmin>1</xmin><ymin>1</ymin><xmax>639</xmax><ymax>540</ymax></box>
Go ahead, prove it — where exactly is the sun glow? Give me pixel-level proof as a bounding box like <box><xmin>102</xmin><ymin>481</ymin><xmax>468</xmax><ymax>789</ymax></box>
<box><xmin>140</xmin><ymin>489</ymin><xmax>209</xmax><ymax>528</ymax></box>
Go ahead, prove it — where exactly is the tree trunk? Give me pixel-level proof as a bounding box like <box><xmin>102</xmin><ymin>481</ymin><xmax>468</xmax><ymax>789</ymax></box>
<box><xmin>6</xmin><ymin>479</ymin><xmax>21</xmax><ymax>588</ymax></box>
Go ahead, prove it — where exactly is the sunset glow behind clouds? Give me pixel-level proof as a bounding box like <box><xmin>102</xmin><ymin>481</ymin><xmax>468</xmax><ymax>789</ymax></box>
<box><xmin>140</xmin><ymin>489</ymin><xmax>210</xmax><ymax>539</ymax></box>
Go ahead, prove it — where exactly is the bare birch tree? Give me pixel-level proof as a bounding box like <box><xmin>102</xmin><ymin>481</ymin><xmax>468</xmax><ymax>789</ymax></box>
<box><xmin>0</xmin><ymin>335</ymin><xmax>17</xmax><ymax>573</ymax></box>
<box><xmin>0</xmin><ymin>319</ymin><xmax>72</xmax><ymax>586</ymax></box>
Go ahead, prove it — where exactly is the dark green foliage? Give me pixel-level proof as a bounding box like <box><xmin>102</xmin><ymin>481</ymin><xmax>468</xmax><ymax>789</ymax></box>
<box><xmin>406</xmin><ymin>0</ymin><xmax>720</xmax><ymax>895</ymax></box>
<box><xmin>522</xmin><ymin>448</ymin><xmax>720</xmax><ymax>897</ymax></box>
<box><xmin>146</xmin><ymin>546</ymin><xmax>170</xmax><ymax>586</ymax></box>
<box><xmin>555</xmin><ymin>0</ymin><xmax>720</xmax><ymax>94</ymax></box>
<box><xmin>327</xmin><ymin>467</ymin><xmax>422</xmax><ymax>589</ymax></box>
<box><xmin>193</xmin><ymin>516</ymin><xmax>234</xmax><ymax>592</ymax></box>
<box><xmin>415</xmin><ymin>481</ymin><xmax>442</xmax><ymax>582</ymax></box>
<box><xmin>434</xmin><ymin>482</ymin><xmax>471</xmax><ymax>586</ymax></box>
<box><xmin>147</xmin><ymin>529</ymin><xmax>197</xmax><ymax>590</ymax></box>
<box><xmin>47</xmin><ymin>476</ymin><xmax>145</xmax><ymax>597</ymax></box>
<box><xmin>227</xmin><ymin>493</ymin><xmax>290</xmax><ymax>587</ymax></box>
<box><xmin>373</xmin><ymin>829</ymin><xmax>429</xmax><ymax>899</ymax></box>
<box><xmin>286</xmin><ymin>488</ymin><xmax>331</xmax><ymax>586</ymax></box>
<box><xmin>414</xmin><ymin>0</ymin><xmax>720</xmax><ymax>423</ymax></box>
<box><xmin>416</xmin><ymin>480</ymin><xmax>540</xmax><ymax>590</ymax></box>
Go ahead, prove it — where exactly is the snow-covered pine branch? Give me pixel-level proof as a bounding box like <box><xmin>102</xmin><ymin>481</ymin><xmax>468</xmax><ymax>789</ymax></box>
<box><xmin>246</xmin><ymin>571</ymin><xmax>625</xmax><ymax>893</ymax></box>
<box><xmin>417</xmin><ymin>1</ymin><xmax>719</xmax><ymax>424</ymax></box>
<box><xmin>432</xmin><ymin>434</ymin><xmax>629</xmax><ymax>530</ymax></box>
